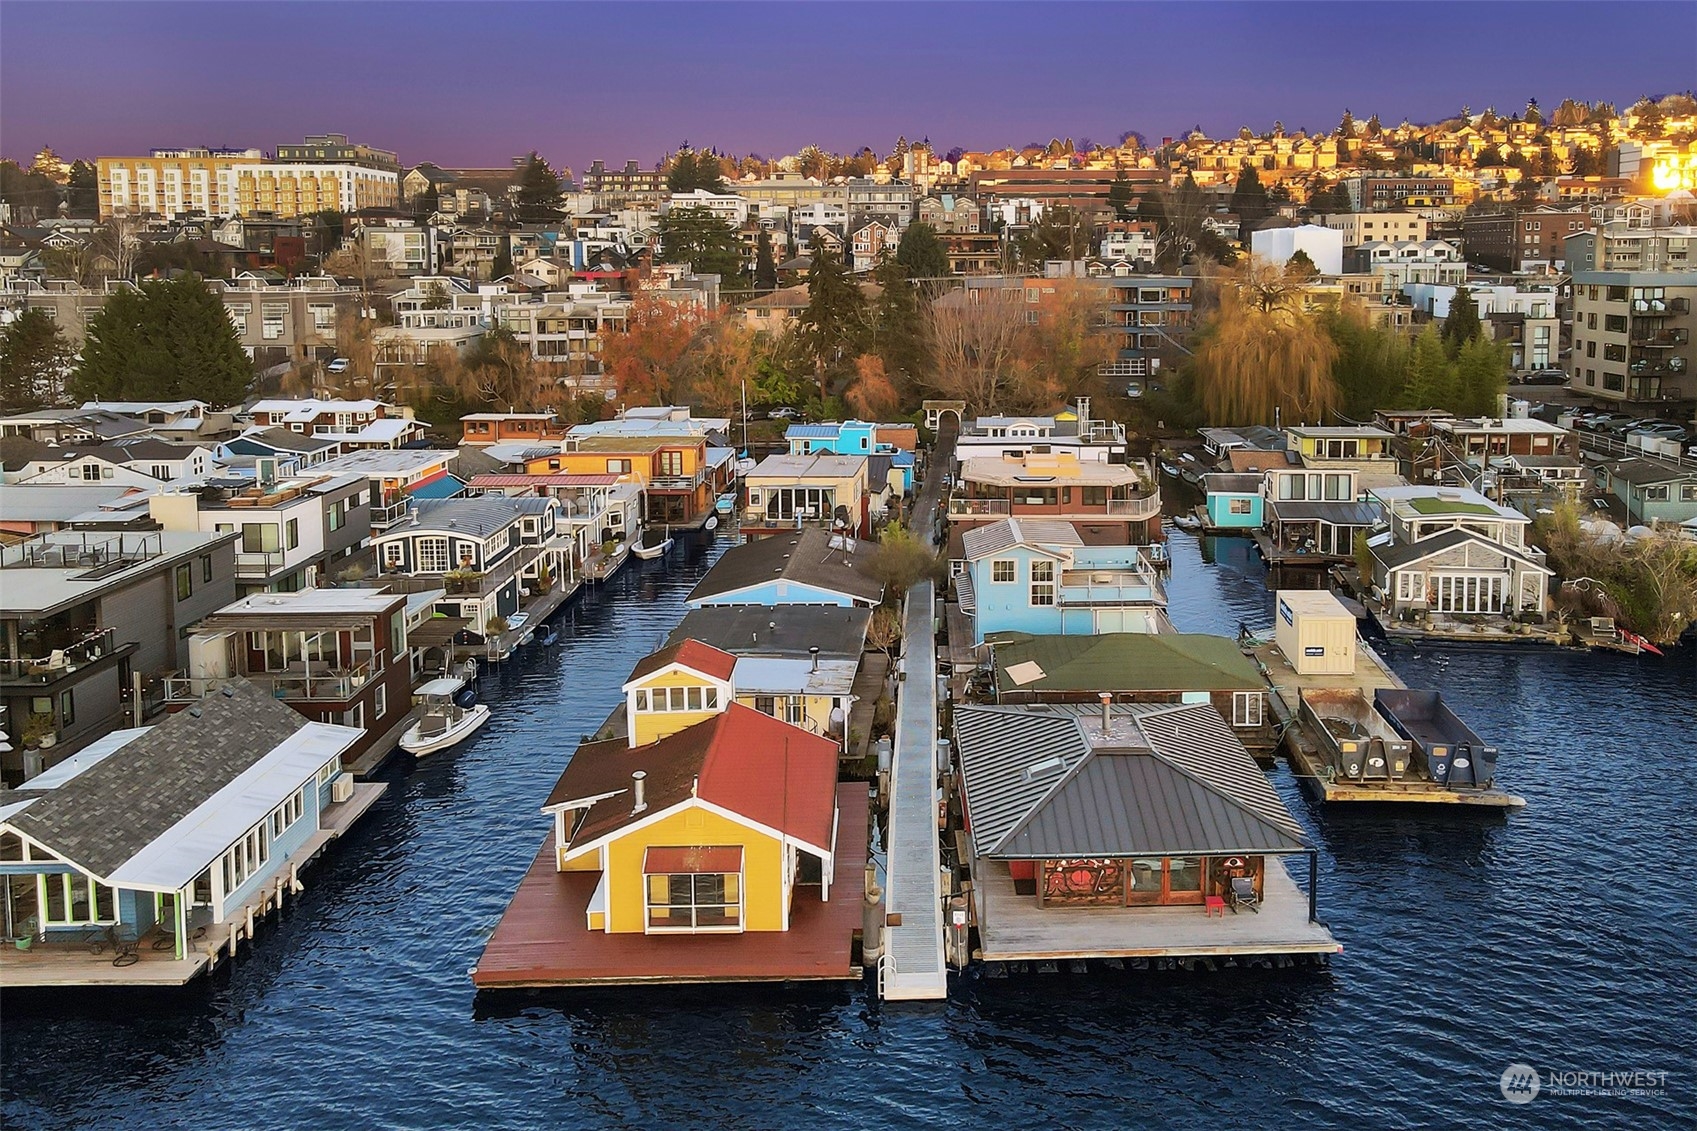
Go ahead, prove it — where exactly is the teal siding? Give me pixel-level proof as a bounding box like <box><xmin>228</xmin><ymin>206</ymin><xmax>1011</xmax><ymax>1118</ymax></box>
<box><xmin>1205</xmin><ymin>491</ymin><xmax>1263</xmax><ymax>529</ymax></box>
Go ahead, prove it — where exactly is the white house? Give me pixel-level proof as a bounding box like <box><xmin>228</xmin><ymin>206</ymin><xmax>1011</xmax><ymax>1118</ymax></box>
<box><xmin>1251</xmin><ymin>224</ymin><xmax>1345</xmax><ymax>276</ymax></box>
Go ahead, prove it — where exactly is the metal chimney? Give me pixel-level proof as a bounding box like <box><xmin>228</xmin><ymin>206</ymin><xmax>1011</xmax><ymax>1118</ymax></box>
<box><xmin>631</xmin><ymin>770</ymin><xmax>647</xmax><ymax>814</ymax></box>
<box><xmin>810</xmin><ymin>645</ymin><xmax>820</xmax><ymax>672</ymax></box>
<box><xmin>1099</xmin><ymin>692</ymin><xmax>1112</xmax><ymax>736</ymax></box>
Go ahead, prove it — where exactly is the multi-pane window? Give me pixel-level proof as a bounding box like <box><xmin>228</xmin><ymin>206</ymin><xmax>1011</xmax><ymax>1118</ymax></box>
<box><xmin>40</xmin><ymin>873</ymin><xmax>117</xmax><ymax>926</ymax></box>
<box><xmin>416</xmin><ymin>537</ymin><xmax>450</xmax><ymax>572</ymax></box>
<box><xmin>308</xmin><ymin>303</ymin><xmax>334</xmax><ymax>331</ymax></box>
<box><xmin>647</xmin><ymin>872</ymin><xmax>739</xmax><ymax>931</ymax></box>
<box><xmin>991</xmin><ymin>560</ymin><xmax>1016</xmax><ymax>583</ymax></box>
<box><xmin>176</xmin><ymin>563</ymin><xmax>193</xmax><ymax>601</ymax></box>
<box><xmin>262</xmin><ymin>303</ymin><xmax>286</xmax><ymax>340</ymax></box>
<box><xmin>1030</xmin><ymin>560</ymin><xmax>1055</xmax><ymax>606</ymax></box>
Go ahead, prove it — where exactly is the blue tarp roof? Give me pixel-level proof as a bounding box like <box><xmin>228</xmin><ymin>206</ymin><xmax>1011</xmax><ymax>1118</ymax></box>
<box><xmin>785</xmin><ymin>424</ymin><xmax>840</xmax><ymax>439</ymax></box>
<box><xmin>409</xmin><ymin>474</ymin><xmax>467</xmax><ymax>501</ymax></box>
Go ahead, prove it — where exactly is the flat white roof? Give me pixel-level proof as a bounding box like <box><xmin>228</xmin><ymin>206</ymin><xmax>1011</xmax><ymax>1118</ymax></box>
<box><xmin>105</xmin><ymin>721</ymin><xmax>360</xmax><ymax>891</ymax></box>
<box><xmin>312</xmin><ymin>448</ymin><xmax>455</xmax><ymax>475</ymax></box>
<box><xmin>212</xmin><ymin>588</ymin><xmax>403</xmax><ymax>616</ymax></box>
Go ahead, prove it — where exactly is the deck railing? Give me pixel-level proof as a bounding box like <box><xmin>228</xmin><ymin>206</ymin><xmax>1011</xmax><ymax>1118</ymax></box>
<box><xmin>163</xmin><ymin>657</ymin><xmax>377</xmax><ymax>703</ymax></box>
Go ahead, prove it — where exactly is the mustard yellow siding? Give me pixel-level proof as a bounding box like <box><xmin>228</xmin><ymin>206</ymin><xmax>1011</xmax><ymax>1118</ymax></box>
<box><xmin>734</xmin><ymin>693</ymin><xmax>838</xmax><ymax>738</ymax></box>
<box><xmin>627</xmin><ymin>670</ymin><xmax>727</xmax><ymax>745</ymax></box>
<box><xmin>602</xmin><ymin>803</ymin><xmax>786</xmax><ymax>933</ymax></box>
<box><xmin>587</xmin><ymin>911</ymin><xmax>606</xmax><ymax>930</ymax></box>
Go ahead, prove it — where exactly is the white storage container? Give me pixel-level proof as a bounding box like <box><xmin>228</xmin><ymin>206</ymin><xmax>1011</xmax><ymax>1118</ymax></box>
<box><xmin>1274</xmin><ymin>590</ymin><xmax>1357</xmax><ymax>676</ymax></box>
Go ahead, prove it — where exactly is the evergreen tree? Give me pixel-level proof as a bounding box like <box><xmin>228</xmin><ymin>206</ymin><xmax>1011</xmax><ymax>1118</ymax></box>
<box><xmin>66</xmin><ymin>161</ymin><xmax>98</xmax><ymax>217</ymax></box>
<box><xmin>1106</xmin><ymin>168</ymin><xmax>1135</xmax><ymax>220</ymax></box>
<box><xmin>1455</xmin><ymin>335</ymin><xmax>1508</xmax><ymax>416</ymax></box>
<box><xmin>1365</xmin><ymin>114</ymin><xmax>1383</xmax><ymax>137</ymax></box>
<box><xmin>1336</xmin><ymin>109</ymin><xmax>1356</xmax><ymax>138</ymax></box>
<box><xmin>798</xmin><ymin>244</ymin><xmax>866</xmax><ymax>375</ymax></box>
<box><xmin>1324</xmin><ymin>309</ymin><xmax>1410</xmax><ymax>419</ymax></box>
<box><xmin>894</xmin><ymin>221</ymin><xmax>950</xmax><ymax>281</ymax></box>
<box><xmin>870</xmin><ymin>253</ymin><xmax>927</xmax><ymax>387</ymax></box>
<box><xmin>514</xmin><ymin>152</ymin><xmax>563</xmax><ymax>222</ymax></box>
<box><xmin>1442</xmin><ymin>286</ymin><xmax>1482</xmax><ymax>352</ymax></box>
<box><xmin>72</xmin><ymin>274</ymin><xmax>251</xmax><ymax>405</ymax></box>
<box><xmin>1230</xmin><ymin>165</ymin><xmax>1271</xmax><ymax>240</ymax></box>
<box><xmin>656</xmin><ymin>206</ymin><xmax>743</xmax><ymax>278</ymax></box>
<box><xmin>490</xmin><ymin>238</ymin><xmax>514</xmax><ymax>280</ymax></box>
<box><xmin>0</xmin><ymin>308</ymin><xmax>73</xmax><ymax>412</ymax></box>
<box><xmin>1524</xmin><ymin>99</ymin><xmax>1543</xmax><ymax>126</ymax></box>
<box><xmin>754</xmin><ymin>230</ymin><xmax>778</xmax><ymax>292</ymax></box>
<box><xmin>1285</xmin><ymin>249</ymin><xmax>1320</xmax><ymax>281</ymax></box>
<box><xmin>1402</xmin><ymin>325</ymin><xmax>1457</xmax><ymax>410</ymax></box>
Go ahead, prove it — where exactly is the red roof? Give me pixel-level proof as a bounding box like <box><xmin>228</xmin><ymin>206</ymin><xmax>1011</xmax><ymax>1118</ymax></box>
<box><xmin>547</xmin><ymin>704</ymin><xmax>839</xmax><ymax>852</ymax></box>
<box><xmin>468</xmin><ymin>473</ymin><xmax>620</xmax><ymax>488</ymax></box>
<box><xmin>627</xmin><ymin>638</ymin><xmax>738</xmax><ymax>684</ymax></box>
<box><xmin>643</xmin><ymin>845</ymin><xmax>743</xmax><ymax>874</ymax></box>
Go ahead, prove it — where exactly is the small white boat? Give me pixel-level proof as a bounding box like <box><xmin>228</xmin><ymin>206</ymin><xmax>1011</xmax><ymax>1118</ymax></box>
<box><xmin>1172</xmin><ymin>513</ymin><xmax>1203</xmax><ymax>533</ymax></box>
<box><xmin>633</xmin><ymin>535</ymin><xmax>673</xmax><ymax>560</ymax></box>
<box><xmin>735</xmin><ymin>457</ymin><xmax>758</xmax><ymax>476</ymax></box>
<box><xmin>715</xmin><ymin>491</ymin><xmax>737</xmax><ymax>515</ymax></box>
<box><xmin>400</xmin><ymin>677</ymin><xmax>491</xmax><ymax>757</ymax></box>
<box><xmin>505</xmin><ymin>611</ymin><xmax>532</xmax><ymax>644</ymax></box>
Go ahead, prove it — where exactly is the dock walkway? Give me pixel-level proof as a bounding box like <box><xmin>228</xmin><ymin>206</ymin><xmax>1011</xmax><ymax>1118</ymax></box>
<box><xmin>880</xmin><ymin>580</ymin><xmax>947</xmax><ymax>1000</ymax></box>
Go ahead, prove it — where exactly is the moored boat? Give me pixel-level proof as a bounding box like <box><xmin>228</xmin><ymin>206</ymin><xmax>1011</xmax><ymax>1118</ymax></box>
<box><xmin>400</xmin><ymin>677</ymin><xmax>492</xmax><ymax>757</ymax></box>
<box><xmin>632</xmin><ymin>528</ymin><xmax>673</xmax><ymax>560</ymax></box>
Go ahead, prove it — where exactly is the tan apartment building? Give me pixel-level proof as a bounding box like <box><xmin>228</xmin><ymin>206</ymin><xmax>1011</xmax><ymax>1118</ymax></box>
<box><xmin>1319</xmin><ymin>211</ymin><xmax>1428</xmax><ymax>247</ymax></box>
<box><xmin>99</xmin><ymin>147</ymin><xmax>399</xmax><ymax>219</ymax></box>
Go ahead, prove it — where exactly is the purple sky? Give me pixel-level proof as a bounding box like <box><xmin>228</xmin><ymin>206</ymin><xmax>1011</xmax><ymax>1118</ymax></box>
<box><xmin>4</xmin><ymin>2</ymin><xmax>1692</xmax><ymax>174</ymax></box>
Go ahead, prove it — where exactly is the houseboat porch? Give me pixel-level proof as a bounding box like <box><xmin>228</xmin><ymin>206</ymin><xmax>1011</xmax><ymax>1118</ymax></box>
<box><xmin>971</xmin><ymin>854</ymin><xmax>1340</xmax><ymax>961</ymax></box>
<box><xmin>471</xmin><ymin>787</ymin><xmax>869</xmax><ymax>989</ymax></box>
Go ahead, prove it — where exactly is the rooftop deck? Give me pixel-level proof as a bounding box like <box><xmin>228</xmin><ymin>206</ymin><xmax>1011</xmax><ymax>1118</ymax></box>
<box><xmin>972</xmin><ymin>855</ymin><xmax>1340</xmax><ymax>961</ymax></box>
<box><xmin>470</xmin><ymin>787</ymin><xmax>870</xmax><ymax>990</ymax></box>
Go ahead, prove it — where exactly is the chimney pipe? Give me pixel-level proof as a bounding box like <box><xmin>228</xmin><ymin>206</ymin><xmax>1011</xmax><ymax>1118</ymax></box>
<box><xmin>631</xmin><ymin>770</ymin><xmax>647</xmax><ymax>814</ymax></box>
<box><xmin>810</xmin><ymin>645</ymin><xmax>820</xmax><ymax>672</ymax></box>
<box><xmin>1099</xmin><ymin>692</ymin><xmax>1112</xmax><ymax>736</ymax></box>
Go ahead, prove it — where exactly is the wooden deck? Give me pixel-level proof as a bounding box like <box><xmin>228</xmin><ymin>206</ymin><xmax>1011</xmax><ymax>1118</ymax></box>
<box><xmin>845</xmin><ymin>651</ymin><xmax>890</xmax><ymax>765</ymax></box>
<box><xmin>972</xmin><ymin>855</ymin><xmax>1340</xmax><ymax>961</ymax></box>
<box><xmin>471</xmin><ymin>787</ymin><xmax>870</xmax><ymax>990</ymax></box>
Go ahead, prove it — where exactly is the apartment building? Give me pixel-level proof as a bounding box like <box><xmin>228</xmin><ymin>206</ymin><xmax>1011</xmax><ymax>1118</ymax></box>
<box><xmin>916</xmin><ymin>194</ymin><xmax>981</xmax><ymax>234</ymax></box>
<box><xmin>1105</xmin><ymin>275</ymin><xmax>1195</xmax><ymax>378</ymax></box>
<box><xmin>1344</xmin><ymin>177</ymin><xmax>1457</xmax><ymax>210</ymax></box>
<box><xmin>1568</xmin><ymin>268</ymin><xmax>1696</xmax><ymax>406</ymax></box>
<box><xmin>98</xmin><ymin>147</ymin><xmax>399</xmax><ymax>219</ymax></box>
<box><xmin>1344</xmin><ymin>240</ymin><xmax>1466</xmax><ymax>289</ymax></box>
<box><xmin>1460</xmin><ymin>208</ymin><xmax>1592</xmax><ymax>271</ymax></box>
<box><xmin>1319</xmin><ymin>211</ymin><xmax>1429</xmax><ymax>248</ymax></box>
<box><xmin>274</xmin><ymin>134</ymin><xmax>401</xmax><ymax>174</ymax></box>
<box><xmin>580</xmin><ymin>159</ymin><xmax>666</xmax><ymax>196</ymax></box>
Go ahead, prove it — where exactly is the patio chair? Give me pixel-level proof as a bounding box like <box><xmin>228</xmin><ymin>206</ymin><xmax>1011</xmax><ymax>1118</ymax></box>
<box><xmin>1228</xmin><ymin>876</ymin><xmax>1260</xmax><ymax>914</ymax></box>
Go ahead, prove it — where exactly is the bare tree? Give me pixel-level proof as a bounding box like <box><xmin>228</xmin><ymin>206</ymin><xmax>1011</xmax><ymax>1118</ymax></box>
<box><xmin>94</xmin><ymin>213</ymin><xmax>141</xmax><ymax>281</ymax></box>
<box><xmin>923</xmin><ymin>289</ymin><xmax>1027</xmax><ymax>413</ymax></box>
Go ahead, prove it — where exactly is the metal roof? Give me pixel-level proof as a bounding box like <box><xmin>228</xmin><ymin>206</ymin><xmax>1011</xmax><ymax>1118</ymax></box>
<box><xmin>953</xmin><ymin>703</ymin><xmax>1310</xmax><ymax>860</ymax></box>
<box><xmin>1267</xmin><ymin>500</ymin><xmax>1383</xmax><ymax>525</ymax></box>
<box><xmin>685</xmin><ymin>527</ymin><xmax>884</xmax><ymax>606</ymax></box>
<box><xmin>959</xmin><ymin>517</ymin><xmax>1082</xmax><ymax>560</ymax></box>
<box><xmin>665</xmin><ymin>605</ymin><xmax>871</xmax><ymax>659</ymax></box>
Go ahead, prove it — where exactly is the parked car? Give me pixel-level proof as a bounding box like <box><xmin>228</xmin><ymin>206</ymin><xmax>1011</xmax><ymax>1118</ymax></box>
<box><xmin>1576</xmin><ymin>412</ymin><xmax>1636</xmax><ymax>432</ymax></box>
<box><xmin>768</xmin><ymin>407</ymin><xmax>801</xmax><ymax>420</ymax></box>
<box><xmin>1604</xmin><ymin>417</ymin><xmax>1660</xmax><ymax>435</ymax></box>
<box><xmin>1629</xmin><ymin>422</ymin><xmax>1689</xmax><ymax>443</ymax></box>
<box><xmin>325</xmin><ymin>357</ymin><xmax>350</xmax><ymax>374</ymax></box>
<box><xmin>1517</xmin><ymin>369</ymin><xmax>1568</xmax><ymax>386</ymax></box>
<box><xmin>1125</xmin><ymin>382</ymin><xmax>1144</xmax><ymax>398</ymax></box>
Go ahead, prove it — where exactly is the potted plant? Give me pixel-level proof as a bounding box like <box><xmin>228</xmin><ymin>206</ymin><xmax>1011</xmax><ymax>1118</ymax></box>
<box><xmin>485</xmin><ymin>614</ymin><xmax>509</xmax><ymax>636</ymax></box>
<box><xmin>21</xmin><ymin>711</ymin><xmax>55</xmax><ymax>750</ymax></box>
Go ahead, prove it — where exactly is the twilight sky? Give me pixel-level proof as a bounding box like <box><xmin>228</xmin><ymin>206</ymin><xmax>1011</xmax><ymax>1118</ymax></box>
<box><xmin>4</xmin><ymin>2</ymin><xmax>1693</xmax><ymax>174</ymax></box>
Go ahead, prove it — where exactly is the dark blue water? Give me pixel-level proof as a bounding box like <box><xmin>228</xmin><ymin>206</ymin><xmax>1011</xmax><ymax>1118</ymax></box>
<box><xmin>4</xmin><ymin>530</ymin><xmax>1694</xmax><ymax>1130</ymax></box>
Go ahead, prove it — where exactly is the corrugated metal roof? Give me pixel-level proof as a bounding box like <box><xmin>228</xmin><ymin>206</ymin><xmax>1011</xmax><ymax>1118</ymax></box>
<box><xmin>408</xmin><ymin>474</ymin><xmax>466</xmax><ymax>501</ymax></box>
<box><xmin>959</xmin><ymin>517</ymin><xmax>1082</xmax><ymax>561</ymax></box>
<box><xmin>1133</xmin><ymin>704</ymin><xmax>1309</xmax><ymax>846</ymax></box>
<box><xmin>952</xmin><ymin>706</ymin><xmax>1092</xmax><ymax>858</ymax></box>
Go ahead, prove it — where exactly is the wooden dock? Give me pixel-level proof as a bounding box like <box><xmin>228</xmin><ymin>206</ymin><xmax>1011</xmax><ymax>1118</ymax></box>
<box><xmin>971</xmin><ymin>855</ymin><xmax>1340</xmax><ymax>961</ymax></box>
<box><xmin>470</xmin><ymin>787</ymin><xmax>870</xmax><ymax>990</ymax></box>
<box><xmin>1248</xmin><ymin>639</ymin><xmax>1524</xmax><ymax>809</ymax></box>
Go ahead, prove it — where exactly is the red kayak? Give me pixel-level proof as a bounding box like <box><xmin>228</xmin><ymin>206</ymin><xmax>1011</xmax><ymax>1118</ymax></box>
<box><xmin>1620</xmin><ymin>629</ymin><xmax>1664</xmax><ymax>656</ymax></box>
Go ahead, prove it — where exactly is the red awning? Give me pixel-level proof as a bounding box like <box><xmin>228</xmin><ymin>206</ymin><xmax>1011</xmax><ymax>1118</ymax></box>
<box><xmin>643</xmin><ymin>846</ymin><xmax>743</xmax><ymax>874</ymax></box>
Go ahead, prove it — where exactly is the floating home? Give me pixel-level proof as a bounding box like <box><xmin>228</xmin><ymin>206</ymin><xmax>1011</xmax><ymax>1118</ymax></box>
<box><xmin>951</xmin><ymin>701</ymin><xmax>1341</xmax><ymax>962</ymax></box>
<box><xmin>0</xmin><ymin>683</ymin><xmax>384</xmax><ymax>986</ymax></box>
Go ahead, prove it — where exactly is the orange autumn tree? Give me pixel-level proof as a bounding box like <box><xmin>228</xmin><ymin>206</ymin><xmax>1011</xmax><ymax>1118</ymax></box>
<box><xmin>684</xmin><ymin>318</ymin><xmax>768</xmax><ymax>417</ymax></box>
<box><xmin>602</xmin><ymin>288</ymin><xmax>712</xmax><ymax>406</ymax></box>
<box><xmin>846</xmin><ymin>354</ymin><xmax>902</xmax><ymax>419</ymax></box>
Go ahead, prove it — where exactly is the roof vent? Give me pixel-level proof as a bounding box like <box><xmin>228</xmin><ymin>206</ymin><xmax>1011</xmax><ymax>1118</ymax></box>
<box><xmin>1025</xmin><ymin>755</ymin><xmax>1065</xmax><ymax>779</ymax></box>
<box><xmin>630</xmin><ymin>770</ymin><xmax>647</xmax><ymax>815</ymax></box>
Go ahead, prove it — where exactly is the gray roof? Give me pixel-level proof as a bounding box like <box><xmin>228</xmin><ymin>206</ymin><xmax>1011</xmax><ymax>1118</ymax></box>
<box><xmin>959</xmin><ymin>517</ymin><xmax>1082</xmax><ymax>560</ymax></box>
<box><xmin>1203</xmin><ymin>473</ymin><xmax>1264</xmax><ymax>493</ymax></box>
<box><xmin>1268</xmin><ymin>500</ymin><xmax>1383</xmax><ymax>525</ymax></box>
<box><xmin>665</xmin><ymin>605</ymin><xmax>872</xmax><ymax>659</ymax></box>
<box><xmin>953</xmin><ymin>703</ymin><xmax>1309</xmax><ymax>860</ymax></box>
<box><xmin>226</xmin><ymin>428</ymin><xmax>341</xmax><ymax>454</ymax></box>
<box><xmin>685</xmin><ymin>527</ymin><xmax>885</xmax><ymax>605</ymax></box>
<box><xmin>1608</xmin><ymin>458</ymin><xmax>1694</xmax><ymax>486</ymax></box>
<box><xmin>2</xmin><ymin>684</ymin><xmax>311</xmax><ymax>879</ymax></box>
<box><xmin>0</xmin><ymin>484</ymin><xmax>139</xmax><ymax>521</ymax></box>
<box><xmin>1371</xmin><ymin>528</ymin><xmax>1553</xmax><ymax>574</ymax></box>
<box><xmin>402</xmin><ymin>496</ymin><xmax>553</xmax><ymax>538</ymax></box>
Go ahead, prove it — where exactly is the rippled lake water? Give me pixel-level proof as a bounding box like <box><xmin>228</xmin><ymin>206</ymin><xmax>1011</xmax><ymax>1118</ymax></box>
<box><xmin>3</xmin><ymin>529</ymin><xmax>1694</xmax><ymax>1130</ymax></box>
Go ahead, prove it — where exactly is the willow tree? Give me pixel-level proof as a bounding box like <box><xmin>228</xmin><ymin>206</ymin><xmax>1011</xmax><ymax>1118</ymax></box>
<box><xmin>1190</xmin><ymin>256</ymin><xmax>1339</xmax><ymax>425</ymax></box>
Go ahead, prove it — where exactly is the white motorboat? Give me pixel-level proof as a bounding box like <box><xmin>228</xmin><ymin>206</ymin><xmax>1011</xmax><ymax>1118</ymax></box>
<box><xmin>633</xmin><ymin>527</ymin><xmax>673</xmax><ymax>560</ymax></box>
<box><xmin>399</xmin><ymin>677</ymin><xmax>491</xmax><ymax>757</ymax></box>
